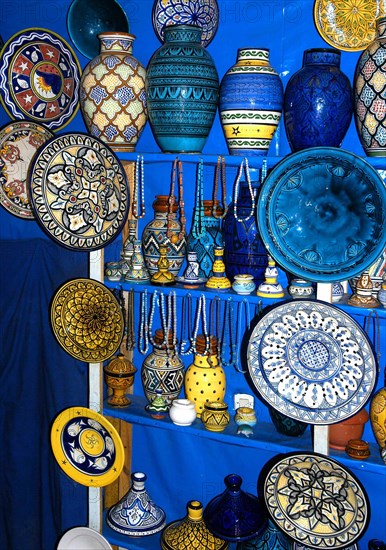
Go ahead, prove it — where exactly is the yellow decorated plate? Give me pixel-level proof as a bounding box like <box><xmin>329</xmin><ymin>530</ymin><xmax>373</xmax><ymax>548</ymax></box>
<box><xmin>314</xmin><ymin>0</ymin><xmax>384</xmax><ymax>51</ymax></box>
<box><xmin>50</xmin><ymin>278</ymin><xmax>124</xmax><ymax>363</ymax></box>
<box><xmin>51</xmin><ymin>406</ymin><xmax>125</xmax><ymax>487</ymax></box>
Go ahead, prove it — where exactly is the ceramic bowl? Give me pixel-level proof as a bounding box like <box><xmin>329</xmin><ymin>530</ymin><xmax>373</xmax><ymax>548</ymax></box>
<box><xmin>57</xmin><ymin>526</ymin><xmax>113</xmax><ymax>549</ymax></box>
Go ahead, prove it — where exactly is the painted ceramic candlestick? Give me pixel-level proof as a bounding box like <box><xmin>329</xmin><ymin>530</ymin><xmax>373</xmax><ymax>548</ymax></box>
<box><xmin>205</xmin><ymin>246</ymin><xmax>232</xmax><ymax>291</ymax></box>
<box><xmin>151</xmin><ymin>243</ymin><xmax>176</xmax><ymax>286</ymax></box>
<box><xmin>124</xmin><ymin>240</ymin><xmax>151</xmax><ymax>284</ymax></box>
<box><xmin>256</xmin><ymin>256</ymin><xmax>284</xmax><ymax>298</ymax></box>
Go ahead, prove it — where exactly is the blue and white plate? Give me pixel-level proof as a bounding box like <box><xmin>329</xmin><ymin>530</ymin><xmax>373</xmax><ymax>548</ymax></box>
<box><xmin>247</xmin><ymin>300</ymin><xmax>377</xmax><ymax>425</ymax></box>
<box><xmin>257</xmin><ymin>147</ymin><xmax>386</xmax><ymax>282</ymax></box>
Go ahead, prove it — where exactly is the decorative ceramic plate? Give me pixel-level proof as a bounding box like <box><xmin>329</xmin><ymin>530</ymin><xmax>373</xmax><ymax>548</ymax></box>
<box><xmin>67</xmin><ymin>0</ymin><xmax>130</xmax><ymax>59</ymax></box>
<box><xmin>51</xmin><ymin>278</ymin><xmax>124</xmax><ymax>363</ymax></box>
<box><xmin>247</xmin><ymin>300</ymin><xmax>376</xmax><ymax>425</ymax></box>
<box><xmin>257</xmin><ymin>147</ymin><xmax>386</xmax><ymax>283</ymax></box>
<box><xmin>313</xmin><ymin>0</ymin><xmax>383</xmax><ymax>51</ymax></box>
<box><xmin>51</xmin><ymin>406</ymin><xmax>125</xmax><ymax>487</ymax></box>
<box><xmin>0</xmin><ymin>120</ymin><xmax>53</xmax><ymax>219</ymax></box>
<box><xmin>58</xmin><ymin>526</ymin><xmax>113</xmax><ymax>549</ymax></box>
<box><xmin>293</xmin><ymin>543</ymin><xmax>358</xmax><ymax>550</ymax></box>
<box><xmin>152</xmin><ymin>0</ymin><xmax>219</xmax><ymax>47</ymax></box>
<box><xmin>29</xmin><ymin>133</ymin><xmax>129</xmax><ymax>251</ymax></box>
<box><xmin>264</xmin><ymin>452</ymin><xmax>369</xmax><ymax>549</ymax></box>
<box><xmin>0</xmin><ymin>28</ymin><xmax>81</xmax><ymax>130</ymax></box>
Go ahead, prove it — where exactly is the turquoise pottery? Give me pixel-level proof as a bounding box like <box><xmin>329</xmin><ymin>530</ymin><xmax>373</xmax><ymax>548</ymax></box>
<box><xmin>219</xmin><ymin>48</ymin><xmax>283</xmax><ymax>156</ymax></box>
<box><xmin>284</xmin><ymin>48</ymin><xmax>352</xmax><ymax>152</ymax></box>
<box><xmin>236</xmin><ymin>520</ymin><xmax>292</xmax><ymax>549</ymax></box>
<box><xmin>146</xmin><ymin>24</ymin><xmax>219</xmax><ymax>153</ymax></box>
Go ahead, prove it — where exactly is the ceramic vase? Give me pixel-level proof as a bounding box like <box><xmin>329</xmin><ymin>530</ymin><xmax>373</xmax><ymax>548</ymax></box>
<box><xmin>354</xmin><ymin>16</ymin><xmax>386</xmax><ymax>156</ymax></box>
<box><xmin>284</xmin><ymin>48</ymin><xmax>352</xmax><ymax>152</ymax></box>
<box><xmin>106</xmin><ymin>472</ymin><xmax>166</xmax><ymax>536</ymax></box>
<box><xmin>203</xmin><ymin>473</ymin><xmax>268</xmax><ymax>542</ymax></box>
<box><xmin>161</xmin><ymin>500</ymin><xmax>229</xmax><ymax>550</ymax></box>
<box><xmin>141</xmin><ymin>329</ymin><xmax>185</xmax><ymax>405</ymax></box>
<box><xmin>232</xmin><ymin>274</ymin><xmax>256</xmax><ymax>295</ymax></box>
<box><xmin>142</xmin><ymin>195</ymin><xmax>187</xmax><ymax>276</ymax></box>
<box><xmin>268</xmin><ymin>407</ymin><xmax>308</xmax><ymax>437</ymax></box>
<box><xmin>370</xmin><ymin>368</ymin><xmax>386</xmax><ymax>459</ymax></box>
<box><xmin>223</xmin><ymin>170</ymin><xmax>268</xmax><ymax>284</ymax></box>
<box><xmin>103</xmin><ymin>353</ymin><xmax>137</xmax><ymax>407</ymax></box>
<box><xmin>201</xmin><ymin>401</ymin><xmax>231</xmax><ymax>432</ymax></box>
<box><xmin>187</xmin><ymin>200</ymin><xmax>224</xmax><ymax>279</ymax></box>
<box><xmin>236</xmin><ymin>519</ymin><xmax>292</xmax><ymax>549</ymax></box>
<box><xmin>205</xmin><ymin>246</ymin><xmax>232</xmax><ymax>290</ymax></box>
<box><xmin>146</xmin><ymin>24</ymin><xmax>219</xmax><ymax>153</ymax></box>
<box><xmin>219</xmin><ymin>48</ymin><xmax>283</xmax><ymax>156</ymax></box>
<box><xmin>80</xmin><ymin>32</ymin><xmax>147</xmax><ymax>152</ymax></box>
<box><xmin>329</xmin><ymin>408</ymin><xmax>369</xmax><ymax>450</ymax></box>
<box><xmin>184</xmin><ymin>335</ymin><xmax>226</xmax><ymax>417</ymax></box>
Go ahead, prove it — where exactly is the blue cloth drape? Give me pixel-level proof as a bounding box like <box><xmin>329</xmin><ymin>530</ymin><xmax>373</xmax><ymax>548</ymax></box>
<box><xmin>0</xmin><ymin>239</ymin><xmax>88</xmax><ymax>550</ymax></box>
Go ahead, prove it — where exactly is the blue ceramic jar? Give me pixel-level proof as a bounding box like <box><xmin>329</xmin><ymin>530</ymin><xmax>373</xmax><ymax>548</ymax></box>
<box><xmin>145</xmin><ymin>24</ymin><xmax>219</xmax><ymax>153</ymax></box>
<box><xmin>284</xmin><ymin>48</ymin><xmax>353</xmax><ymax>152</ymax></box>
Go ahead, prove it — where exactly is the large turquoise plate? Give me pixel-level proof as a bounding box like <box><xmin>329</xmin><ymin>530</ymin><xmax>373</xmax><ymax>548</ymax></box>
<box><xmin>257</xmin><ymin>147</ymin><xmax>386</xmax><ymax>282</ymax></box>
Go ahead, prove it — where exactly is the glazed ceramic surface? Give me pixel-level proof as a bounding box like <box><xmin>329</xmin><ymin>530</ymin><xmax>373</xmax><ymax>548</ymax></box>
<box><xmin>313</xmin><ymin>0</ymin><xmax>383</xmax><ymax>51</ymax></box>
<box><xmin>28</xmin><ymin>133</ymin><xmax>129</xmax><ymax>250</ymax></box>
<box><xmin>236</xmin><ymin>520</ymin><xmax>292</xmax><ymax>549</ymax></box>
<box><xmin>354</xmin><ymin>16</ymin><xmax>386</xmax><ymax>157</ymax></box>
<box><xmin>152</xmin><ymin>0</ymin><xmax>219</xmax><ymax>47</ymax></box>
<box><xmin>264</xmin><ymin>452</ymin><xmax>368</xmax><ymax>548</ymax></box>
<box><xmin>247</xmin><ymin>300</ymin><xmax>377</xmax><ymax>425</ymax></box>
<box><xmin>293</xmin><ymin>543</ymin><xmax>357</xmax><ymax>550</ymax></box>
<box><xmin>57</xmin><ymin>526</ymin><xmax>113</xmax><ymax>549</ymax></box>
<box><xmin>257</xmin><ymin>147</ymin><xmax>386</xmax><ymax>282</ymax></box>
<box><xmin>51</xmin><ymin>406</ymin><xmax>124</xmax><ymax>487</ymax></box>
<box><xmin>0</xmin><ymin>120</ymin><xmax>53</xmax><ymax>219</ymax></box>
<box><xmin>219</xmin><ymin>48</ymin><xmax>283</xmax><ymax>156</ymax></box>
<box><xmin>284</xmin><ymin>48</ymin><xmax>352</xmax><ymax>151</ymax></box>
<box><xmin>146</xmin><ymin>24</ymin><xmax>219</xmax><ymax>153</ymax></box>
<box><xmin>50</xmin><ymin>278</ymin><xmax>124</xmax><ymax>362</ymax></box>
<box><xmin>80</xmin><ymin>32</ymin><xmax>147</xmax><ymax>152</ymax></box>
<box><xmin>67</xmin><ymin>0</ymin><xmax>129</xmax><ymax>59</ymax></box>
<box><xmin>0</xmin><ymin>28</ymin><xmax>81</xmax><ymax>130</ymax></box>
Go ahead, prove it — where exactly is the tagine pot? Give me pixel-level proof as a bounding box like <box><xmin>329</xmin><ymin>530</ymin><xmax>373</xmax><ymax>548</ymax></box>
<box><xmin>329</xmin><ymin>408</ymin><xmax>369</xmax><ymax>450</ymax></box>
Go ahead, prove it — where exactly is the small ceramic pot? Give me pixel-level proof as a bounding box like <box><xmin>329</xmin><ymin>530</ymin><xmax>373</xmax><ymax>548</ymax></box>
<box><xmin>104</xmin><ymin>261</ymin><xmax>122</xmax><ymax>282</ymax></box>
<box><xmin>288</xmin><ymin>278</ymin><xmax>314</xmax><ymax>298</ymax></box>
<box><xmin>329</xmin><ymin>408</ymin><xmax>369</xmax><ymax>450</ymax></box>
<box><xmin>169</xmin><ymin>399</ymin><xmax>197</xmax><ymax>426</ymax></box>
<box><xmin>201</xmin><ymin>401</ymin><xmax>230</xmax><ymax>432</ymax></box>
<box><xmin>345</xmin><ymin>439</ymin><xmax>370</xmax><ymax>460</ymax></box>
<box><xmin>332</xmin><ymin>281</ymin><xmax>344</xmax><ymax>302</ymax></box>
<box><xmin>232</xmin><ymin>274</ymin><xmax>256</xmax><ymax>295</ymax></box>
<box><xmin>103</xmin><ymin>353</ymin><xmax>137</xmax><ymax>407</ymax></box>
<box><xmin>234</xmin><ymin>407</ymin><xmax>257</xmax><ymax>427</ymax></box>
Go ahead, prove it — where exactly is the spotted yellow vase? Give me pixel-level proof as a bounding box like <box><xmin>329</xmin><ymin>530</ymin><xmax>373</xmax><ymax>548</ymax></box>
<box><xmin>370</xmin><ymin>381</ymin><xmax>386</xmax><ymax>452</ymax></box>
<box><xmin>80</xmin><ymin>32</ymin><xmax>147</xmax><ymax>152</ymax></box>
<box><xmin>184</xmin><ymin>335</ymin><xmax>226</xmax><ymax>417</ymax></box>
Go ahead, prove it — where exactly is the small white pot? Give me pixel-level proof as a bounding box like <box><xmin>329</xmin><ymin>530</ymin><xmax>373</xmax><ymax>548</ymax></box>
<box><xmin>169</xmin><ymin>398</ymin><xmax>197</xmax><ymax>426</ymax></box>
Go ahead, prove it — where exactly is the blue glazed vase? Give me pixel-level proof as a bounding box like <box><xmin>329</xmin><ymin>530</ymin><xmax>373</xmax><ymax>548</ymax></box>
<box><xmin>284</xmin><ymin>48</ymin><xmax>353</xmax><ymax>152</ymax></box>
<box><xmin>223</xmin><ymin>169</ymin><xmax>268</xmax><ymax>284</ymax></box>
<box><xmin>219</xmin><ymin>48</ymin><xmax>283</xmax><ymax>156</ymax></box>
<box><xmin>236</xmin><ymin>519</ymin><xmax>292</xmax><ymax>549</ymax></box>
<box><xmin>187</xmin><ymin>200</ymin><xmax>224</xmax><ymax>279</ymax></box>
<box><xmin>145</xmin><ymin>24</ymin><xmax>219</xmax><ymax>153</ymax></box>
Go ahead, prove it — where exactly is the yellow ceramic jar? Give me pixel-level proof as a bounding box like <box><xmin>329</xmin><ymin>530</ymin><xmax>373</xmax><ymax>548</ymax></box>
<box><xmin>201</xmin><ymin>401</ymin><xmax>230</xmax><ymax>433</ymax></box>
<box><xmin>370</xmin><ymin>382</ymin><xmax>386</xmax><ymax>454</ymax></box>
<box><xmin>184</xmin><ymin>335</ymin><xmax>226</xmax><ymax>417</ymax></box>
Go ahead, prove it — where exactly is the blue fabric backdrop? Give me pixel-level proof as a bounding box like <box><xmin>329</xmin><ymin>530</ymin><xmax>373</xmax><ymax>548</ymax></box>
<box><xmin>0</xmin><ymin>238</ymin><xmax>88</xmax><ymax>550</ymax></box>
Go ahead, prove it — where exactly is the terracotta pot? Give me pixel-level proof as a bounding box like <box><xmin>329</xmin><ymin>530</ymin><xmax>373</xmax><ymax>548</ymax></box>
<box><xmin>329</xmin><ymin>408</ymin><xmax>369</xmax><ymax>450</ymax></box>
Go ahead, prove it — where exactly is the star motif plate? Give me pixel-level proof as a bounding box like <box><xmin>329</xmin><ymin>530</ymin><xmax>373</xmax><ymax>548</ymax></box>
<box><xmin>314</xmin><ymin>0</ymin><xmax>383</xmax><ymax>51</ymax></box>
<box><xmin>152</xmin><ymin>0</ymin><xmax>219</xmax><ymax>47</ymax></box>
<box><xmin>247</xmin><ymin>300</ymin><xmax>376</xmax><ymax>425</ymax></box>
<box><xmin>264</xmin><ymin>452</ymin><xmax>369</xmax><ymax>549</ymax></box>
<box><xmin>51</xmin><ymin>406</ymin><xmax>125</xmax><ymax>487</ymax></box>
<box><xmin>0</xmin><ymin>120</ymin><xmax>53</xmax><ymax>219</ymax></box>
<box><xmin>50</xmin><ymin>278</ymin><xmax>124</xmax><ymax>363</ymax></box>
<box><xmin>0</xmin><ymin>28</ymin><xmax>81</xmax><ymax>130</ymax></box>
<box><xmin>257</xmin><ymin>147</ymin><xmax>386</xmax><ymax>282</ymax></box>
<box><xmin>28</xmin><ymin>133</ymin><xmax>129</xmax><ymax>250</ymax></box>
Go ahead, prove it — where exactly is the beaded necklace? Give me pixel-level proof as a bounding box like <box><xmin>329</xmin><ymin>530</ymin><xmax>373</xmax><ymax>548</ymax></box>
<box><xmin>126</xmin><ymin>288</ymin><xmax>136</xmax><ymax>351</ymax></box>
<box><xmin>190</xmin><ymin>294</ymin><xmax>210</xmax><ymax>356</ymax></box>
<box><xmin>190</xmin><ymin>159</ymin><xmax>206</xmax><ymax>239</ymax></box>
<box><xmin>138</xmin><ymin>289</ymin><xmax>149</xmax><ymax>355</ymax></box>
<box><xmin>167</xmin><ymin>158</ymin><xmax>186</xmax><ymax>243</ymax></box>
<box><xmin>233</xmin><ymin>157</ymin><xmax>255</xmax><ymax>223</ymax></box>
<box><xmin>221</xmin><ymin>296</ymin><xmax>236</xmax><ymax>368</ymax></box>
<box><xmin>234</xmin><ymin>298</ymin><xmax>251</xmax><ymax>373</ymax></box>
<box><xmin>179</xmin><ymin>292</ymin><xmax>193</xmax><ymax>356</ymax></box>
<box><xmin>209</xmin><ymin>295</ymin><xmax>223</xmax><ymax>360</ymax></box>
<box><xmin>148</xmin><ymin>289</ymin><xmax>177</xmax><ymax>356</ymax></box>
<box><xmin>212</xmin><ymin>155</ymin><xmax>227</xmax><ymax>219</ymax></box>
<box><xmin>132</xmin><ymin>154</ymin><xmax>146</xmax><ymax>219</ymax></box>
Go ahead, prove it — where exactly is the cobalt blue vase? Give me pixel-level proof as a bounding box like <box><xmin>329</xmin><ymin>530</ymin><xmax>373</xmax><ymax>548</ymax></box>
<box><xmin>284</xmin><ymin>48</ymin><xmax>353</xmax><ymax>152</ymax></box>
<box><xmin>145</xmin><ymin>24</ymin><xmax>219</xmax><ymax>153</ymax></box>
<box><xmin>236</xmin><ymin>519</ymin><xmax>292</xmax><ymax>549</ymax></box>
<box><xmin>223</xmin><ymin>169</ymin><xmax>268</xmax><ymax>284</ymax></box>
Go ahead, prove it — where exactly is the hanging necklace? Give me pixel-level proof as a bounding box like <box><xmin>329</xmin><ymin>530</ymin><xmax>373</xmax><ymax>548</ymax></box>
<box><xmin>233</xmin><ymin>157</ymin><xmax>255</xmax><ymax>223</ymax></box>
<box><xmin>260</xmin><ymin>158</ymin><xmax>268</xmax><ymax>184</ymax></box>
<box><xmin>190</xmin><ymin>159</ymin><xmax>206</xmax><ymax>239</ymax></box>
<box><xmin>209</xmin><ymin>295</ymin><xmax>223</xmax><ymax>360</ymax></box>
<box><xmin>233</xmin><ymin>298</ymin><xmax>251</xmax><ymax>373</ymax></box>
<box><xmin>179</xmin><ymin>292</ymin><xmax>194</xmax><ymax>356</ymax></box>
<box><xmin>212</xmin><ymin>155</ymin><xmax>228</xmax><ymax>219</ymax></box>
<box><xmin>138</xmin><ymin>289</ymin><xmax>149</xmax><ymax>355</ymax></box>
<box><xmin>126</xmin><ymin>288</ymin><xmax>136</xmax><ymax>351</ymax></box>
<box><xmin>167</xmin><ymin>158</ymin><xmax>186</xmax><ymax>243</ymax></box>
<box><xmin>132</xmin><ymin>154</ymin><xmax>146</xmax><ymax>219</ymax></box>
<box><xmin>148</xmin><ymin>289</ymin><xmax>177</xmax><ymax>356</ymax></box>
<box><xmin>190</xmin><ymin>293</ymin><xmax>210</xmax><ymax>356</ymax></box>
<box><xmin>221</xmin><ymin>296</ymin><xmax>236</xmax><ymax>368</ymax></box>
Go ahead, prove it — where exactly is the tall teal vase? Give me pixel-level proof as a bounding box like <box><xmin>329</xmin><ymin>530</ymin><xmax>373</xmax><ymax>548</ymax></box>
<box><xmin>146</xmin><ymin>24</ymin><xmax>219</xmax><ymax>153</ymax></box>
